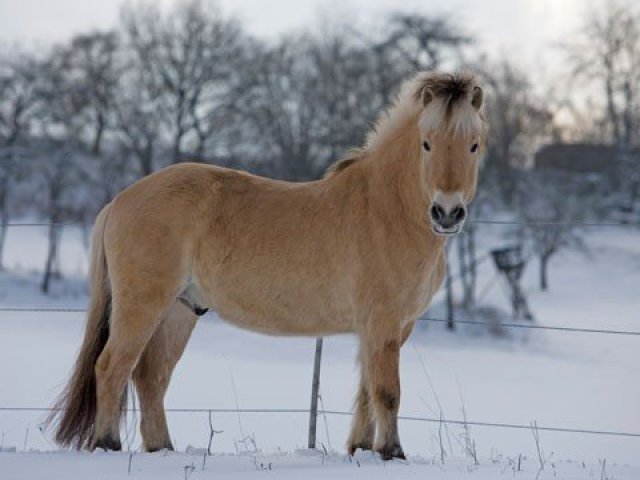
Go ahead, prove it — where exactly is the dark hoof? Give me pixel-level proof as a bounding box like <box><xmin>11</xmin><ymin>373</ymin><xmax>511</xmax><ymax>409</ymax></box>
<box><xmin>376</xmin><ymin>443</ymin><xmax>406</xmax><ymax>461</ymax></box>
<box><xmin>348</xmin><ymin>442</ymin><xmax>373</xmax><ymax>456</ymax></box>
<box><xmin>147</xmin><ymin>442</ymin><xmax>174</xmax><ymax>453</ymax></box>
<box><xmin>92</xmin><ymin>435</ymin><xmax>122</xmax><ymax>452</ymax></box>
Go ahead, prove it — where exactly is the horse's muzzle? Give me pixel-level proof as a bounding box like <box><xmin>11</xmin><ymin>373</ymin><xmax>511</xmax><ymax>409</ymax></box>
<box><xmin>430</xmin><ymin>201</ymin><xmax>466</xmax><ymax>236</ymax></box>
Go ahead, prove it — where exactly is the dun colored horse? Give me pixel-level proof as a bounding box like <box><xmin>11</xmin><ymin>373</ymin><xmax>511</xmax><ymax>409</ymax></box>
<box><xmin>49</xmin><ymin>71</ymin><xmax>487</xmax><ymax>460</ymax></box>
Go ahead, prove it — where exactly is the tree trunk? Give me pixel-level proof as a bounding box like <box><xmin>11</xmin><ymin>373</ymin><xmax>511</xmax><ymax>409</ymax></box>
<box><xmin>604</xmin><ymin>60</ymin><xmax>621</xmax><ymax>145</ymax></box>
<box><xmin>622</xmin><ymin>79</ymin><xmax>633</xmax><ymax>147</ymax></box>
<box><xmin>445</xmin><ymin>247</ymin><xmax>455</xmax><ymax>330</ymax></box>
<box><xmin>540</xmin><ymin>254</ymin><xmax>549</xmax><ymax>291</ymax></box>
<box><xmin>0</xmin><ymin>217</ymin><xmax>7</xmax><ymax>271</ymax></box>
<box><xmin>42</xmin><ymin>223</ymin><xmax>61</xmax><ymax>293</ymax></box>
<box><xmin>458</xmin><ymin>226</ymin><xmax>477</xmax><ymax>310</ymax></box>
<box><xmin>0</xmin><ymin>174</ymin><xmax>9</xmax><ymax>270</ymax></box>
<box><xmin>92</xmin><ymin>113</ymin><xmax>105</xmax><ymax>154</ymax></box>
<box><xmin>173</xmin><ymin>135</ymin><xmax>182</xmax><ymax>163</ymax></box>
<box><xmin>52</xmin><ymin>228</ymin><xmax>63</xmax><ymax>280</ymax></box>
<box><xmin>138</xmin><ymin>139</ymin><xmax>154</xmax><ymax>177</ymax></box>
<box><xmin>457</xmin><ymin>234</ymin><xmax>468</xmax><ymax>308</ymax></box>
<box><xmin>468</xmin><ymin>224</ymin><xmax>477</xmax><ymax>305</ymax></box>
<box><xmin>0</xmin><ymin>182</ymin><xmax>8</xmax><ymax>271</ymax></box>
<box><xmin>173</xmin><ymin>111</ymin><xmax>185</xmax><ymax>164</ymax></box>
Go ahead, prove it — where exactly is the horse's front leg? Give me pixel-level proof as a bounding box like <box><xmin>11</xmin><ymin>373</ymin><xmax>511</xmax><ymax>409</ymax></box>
<box><xmin>362</xmin><ymin>323</ymin><xmax>405</xmax><ymax>461</ymax></box>
<box><xmin>347</xmin><ymin>348</ymin><xmax>374</xmax><ymax>454</ymax></box>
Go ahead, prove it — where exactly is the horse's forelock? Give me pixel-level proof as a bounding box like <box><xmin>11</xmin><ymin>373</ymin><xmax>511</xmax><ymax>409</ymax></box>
<box><xmin>364</xmin><ymin>71</ymin><xmax>485</xmax><ymax>152</ymax></box>
<box><xmin>415</xmin><ymin>72</ymin><xmax>485</xmax><ymax>138</ymax></box>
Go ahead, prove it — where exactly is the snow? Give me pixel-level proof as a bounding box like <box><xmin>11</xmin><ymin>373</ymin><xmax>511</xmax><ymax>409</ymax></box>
<box><xmin>2</xmin><ymin>450</ymin><xmax>638</xmax><ymax>480</ymax></box>
<box><xmin>0</xmin><ymin>225</ymin><xmax>639</xmax><ymax>479</ymax></box>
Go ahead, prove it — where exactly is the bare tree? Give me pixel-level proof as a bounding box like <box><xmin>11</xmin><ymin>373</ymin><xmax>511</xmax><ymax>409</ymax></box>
<box><xmin>0</xmin><ymin>52</ymin><xmax>41</xmax><ymax>268</ymax></box>
<box><xmin>481</xmin><ymin>60</ymin><xmax>555</xmax><ymax>203</ymax></box>
<box><xmin>113</xmin><ymin>66</ymin><xmax>163</xmax><ymax>176</ymax></box>
<box><xmin>382</xmin><ymin>13</ymin><xmax>470</xmax><ymax>71</ymax></box>
<box><xmin>121</xmin><ymin>0</ymin><xmax>245</xmax><ymax>163</ymax></box>
<box><xmin>563</xmin><ymin>2</ymin><xmax>640</xmax><ymax>213</ymax></box>
<box><xmin>49</xmin><ymin>32</ymin><xmax>121</xmax><ymax>154</ymax></box>
<box><xmin>514</xmin><ymin>172</ymin><xmax>587</xmax><ymax>291</ymax></box>
<box><xmin>241</xmin><ymin>37</ymin><xmax>324</xmax><ymax>179</ymax></box>
<box><xmin>565</xmin><ymin>1</ymin><xmax>640</xmax><ymax>148</ymax></box>
<box><xmin>307</xmin><ymin>31</ymin><xmax>370</xmax><ymax>165</ymax></box>
<box><xmin>28</xmin><ymin>48</ymin><xmax>95</xmax><ymax>291</ymax></box>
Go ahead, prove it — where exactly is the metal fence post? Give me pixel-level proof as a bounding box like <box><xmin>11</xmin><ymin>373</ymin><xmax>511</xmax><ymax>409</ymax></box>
<box><xmin>307</xmin><ymin>337</ymin><xmax>323</xmax><ymax>449</ymax></box>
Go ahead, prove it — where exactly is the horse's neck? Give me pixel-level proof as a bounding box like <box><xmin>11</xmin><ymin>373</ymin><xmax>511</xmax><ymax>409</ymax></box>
<box><xmin>368</xmin><ymin>125</ymin><xmax>427</xmax><ymax>225</ymax></box>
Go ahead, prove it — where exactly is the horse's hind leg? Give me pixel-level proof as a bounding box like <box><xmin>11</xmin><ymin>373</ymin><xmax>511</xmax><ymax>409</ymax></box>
<box><xmin>133</xmin><ymin>301</ymin><xmax>198</xmax><ymax>452</ymax></box>
<box><xmin>91</xmin><ymin>300</ymin><xmax>165</xmax><ymax>450</ymax></box>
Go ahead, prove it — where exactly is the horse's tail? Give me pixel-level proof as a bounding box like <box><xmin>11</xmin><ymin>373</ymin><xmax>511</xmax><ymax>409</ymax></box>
<box><xmin>48</xmin><ymin>203</ymin><xmax>122</xmax><ymax>449</ymax></box>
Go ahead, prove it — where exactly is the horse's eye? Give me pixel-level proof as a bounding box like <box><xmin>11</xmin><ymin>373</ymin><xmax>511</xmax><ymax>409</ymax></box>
<box><xmin>470</xmin><ymin>143</ymin><xmax>479</xmax><ymax>153</ymax></box>
<box><xmin>423</xmin><ymin>141</ymin><xmax>431</xmax><ymax>152</ymax></box>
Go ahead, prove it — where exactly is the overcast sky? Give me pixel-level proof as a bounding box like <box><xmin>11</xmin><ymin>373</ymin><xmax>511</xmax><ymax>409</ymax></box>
<box><xmin>0</xmin><ymin>0</ymin><xmax>621</xmax><ymax>92</ymax></box>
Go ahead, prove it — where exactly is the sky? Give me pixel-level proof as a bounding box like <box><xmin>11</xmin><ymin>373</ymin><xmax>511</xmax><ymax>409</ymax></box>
<box><xmin>0</xmin><ymin>0</ymin><xmax>605</xmax><ymax>65</ymax></box>
<box><xmin>0</xmin><ymin>0</ymin><xmax>617</xmax><ymax>109</ymax></box>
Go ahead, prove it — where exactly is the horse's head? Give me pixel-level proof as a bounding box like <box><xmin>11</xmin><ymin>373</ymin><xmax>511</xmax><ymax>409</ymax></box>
<box><xmin>415</xmin><ymin>73</ymin><xmax>487</xmax><ymax>236</ymax></box>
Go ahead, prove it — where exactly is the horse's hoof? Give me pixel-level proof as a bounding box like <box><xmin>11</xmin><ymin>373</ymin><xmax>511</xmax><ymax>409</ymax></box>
<box><xmin>146</xmin><ymin>442</ymin><xmax>174</xmax><ymax>453</ymax></box>
<box><xmin>348</xmin><ymin>442</ymin><xmax>373</xmax><ymax>456</ymax></box>
<box><xmin>376</xmin><ymin>443</ymin><xmax>406</xmax><ymax>461</ymax></box>
<box><xmin>92</xmin><ymin>435</ymin><xmax>122</xmax><ymax>452</ymax></box>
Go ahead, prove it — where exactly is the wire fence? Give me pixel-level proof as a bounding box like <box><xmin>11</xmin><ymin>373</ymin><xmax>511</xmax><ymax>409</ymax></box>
<box><xmin>1</xmin><ymin>406</ymin><xmax>639</xmax><ymax>439</ymax></box>
<box><xmin>1</xmin><ymin>306</ymin><xmax>639</xmax><ymax>336</ymax></box>
<box><xmin>471</xmin><ymin>219</ymin><xmax>640</xmax><ymax>227</ymax></box>
<box><xmin>1</xmin><ymin>219</ymin><xmax>639</xmax><ymax>449</ymax></box>
<box><xmin>417</xmin><ymin>316</ymin><xmax>640</xmax><ymax>336</ymax></box>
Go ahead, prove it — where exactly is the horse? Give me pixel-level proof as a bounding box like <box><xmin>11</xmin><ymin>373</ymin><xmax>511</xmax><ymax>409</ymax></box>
<box><xmin>48</xmin><ymin>71</ymin><xmax>487</xmax><ymax>461</ymax></box>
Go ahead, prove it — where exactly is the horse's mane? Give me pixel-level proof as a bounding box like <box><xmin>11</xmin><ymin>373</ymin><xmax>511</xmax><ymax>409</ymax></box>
<box><xmin>325</xmin><ymin>71</ymin><xmax>485</xmax><ymax>177</ymax></box>
<box><xmin>324</xmin><ymin>148</ymin><xmax>365</xmax><ymax>178</ymax></box>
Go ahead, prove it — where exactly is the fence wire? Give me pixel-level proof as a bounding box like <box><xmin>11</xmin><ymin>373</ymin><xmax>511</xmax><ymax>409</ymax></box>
<box><xmin>471</xmin><ymin>219</ymin><xmax>640</xmax><ymax>227</ymax></box>
<box><xmin>1</xmin><ymin>306</ymin><xmax>638</xmax><ymax>337</ymax></box>
<box><xmin>0</xmin><ymin>406</ymin><xmax>638</xmax><ymax>439</ymax></box>
<box><xmin>416</xmin><ymin>316</ymin><xmax>640</xmax><ymax>336</ymax></box>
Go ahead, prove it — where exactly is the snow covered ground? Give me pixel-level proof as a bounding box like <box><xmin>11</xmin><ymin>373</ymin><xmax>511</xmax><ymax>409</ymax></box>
<box><xmin>3</xmin><ymin>450</ymin><xmax>637</xmax><ymax>480</ymax></box>
<box><xmin>0</xmin><ymin>224</ymin><xmax>639</xmax><ymax>479</ymax></box>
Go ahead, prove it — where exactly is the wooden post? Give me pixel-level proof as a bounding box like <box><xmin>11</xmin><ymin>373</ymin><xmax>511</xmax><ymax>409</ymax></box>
<box><xmin>308</xmin><ymin>337</ymin><xmax>323</xmax><ymax>449</ymax></box>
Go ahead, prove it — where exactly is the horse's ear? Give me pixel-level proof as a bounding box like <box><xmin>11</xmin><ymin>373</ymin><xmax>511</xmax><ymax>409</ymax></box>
<box><xmin>422</xmin><ymin>87</ymin><xmax>434</xmax><ymax>107</ymax></box>
<box><xmin>471</xmin><ymin>86</ymin><xmax>483</xmax><ymax>111</ymax></box>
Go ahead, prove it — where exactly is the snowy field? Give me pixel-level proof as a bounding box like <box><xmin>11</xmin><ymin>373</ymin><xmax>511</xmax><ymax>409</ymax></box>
<box><xmin>0</xmin><ymin>225</ymin><xmax>639</xmax><ymax>479</ymax></box>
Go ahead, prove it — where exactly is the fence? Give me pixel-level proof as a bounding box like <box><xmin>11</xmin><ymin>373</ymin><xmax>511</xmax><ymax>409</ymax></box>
<box><xmin>2</xmin><ymin>306</ymin><xmax>640</xmax><ymax>336</ymax></box>
<box><xmin>1</xmin><ymin>218</ymin><xmax>639</xmax><ymax>453</ymax></box>
<box><xmin>0</xmin><ymin>407</ymin><xmax>639</xmax><ymax>439</ymax></box>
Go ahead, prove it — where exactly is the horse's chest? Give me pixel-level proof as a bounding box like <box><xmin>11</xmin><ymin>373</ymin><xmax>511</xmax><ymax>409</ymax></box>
<box><xmin>389</xmin><ymin>258</ymin><xmax>441</xmax><ymax>319</ymax></box>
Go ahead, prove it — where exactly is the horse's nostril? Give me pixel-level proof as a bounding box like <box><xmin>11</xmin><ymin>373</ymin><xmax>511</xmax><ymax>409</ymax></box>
<box><xmin>452</xmin><ymin>205</ymin><xmax>466</xmax><ymax>222</ymax></box>
<box><xmin>430</xmin><ymin>204</ymin><xmax>445</xmax><ymax>222</ymax></box>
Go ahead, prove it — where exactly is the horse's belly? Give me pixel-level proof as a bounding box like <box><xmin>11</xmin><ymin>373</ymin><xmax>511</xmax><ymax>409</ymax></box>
<box><xmin>200</xmin><ymin>280</ymin><xmax>355</xmax><ymax>337</ymax></box>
